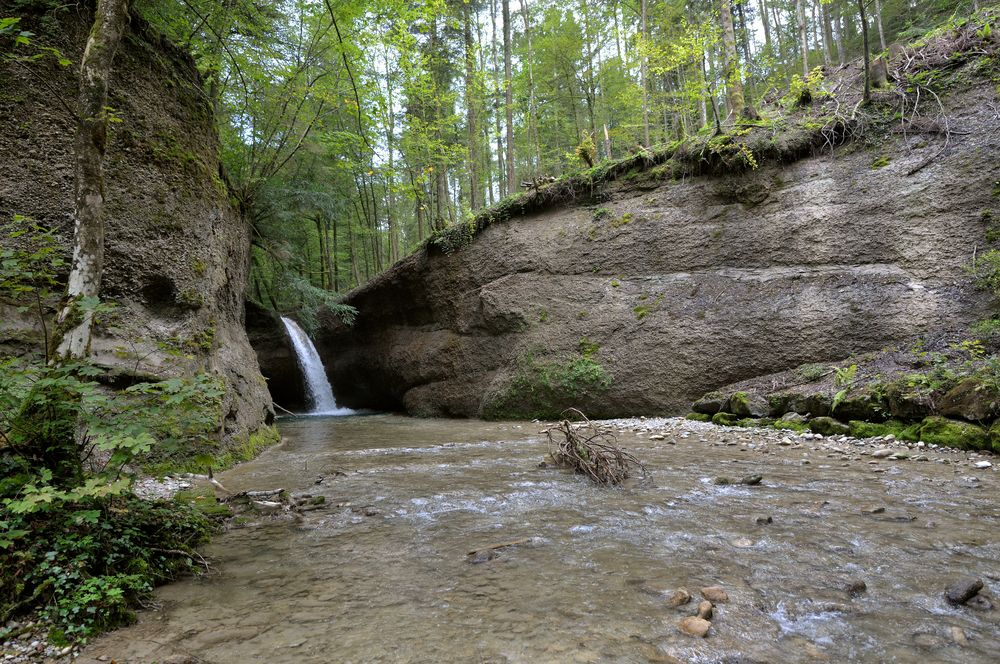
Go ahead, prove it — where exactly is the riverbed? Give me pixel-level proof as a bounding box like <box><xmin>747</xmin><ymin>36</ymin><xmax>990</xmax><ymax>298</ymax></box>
<box><xmin>80</xmin><ymin>414</ymin><xmax>999</xmax><ymax>663</ymax></box>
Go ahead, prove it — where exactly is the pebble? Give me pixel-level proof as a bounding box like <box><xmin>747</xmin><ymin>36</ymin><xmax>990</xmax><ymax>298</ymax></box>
<box><xmin>845</xmin><ymin>579</ymin><xmax>868</xmax><ymax>596</ymax></box>
<box><xmin>755</xmin><ymin>515</ymin><xmax>773</xmax><ymax>524</ymax></box>
<box><xmin>973</xmin><ymin>460</ymin><xmax>992</xmax><ymax>469</ymax></box>
<box><xmin>950</xmin><ymin>626</ymin><xmax>968</xmax><ymax>646</ymax></box>
<box><xmin>696</xmin><ymin>600</ymin><xmax>714</xmax><ymax>620</ymax></box>
<box><xmin>677</xmin><ymin>616</ymin><xmax>711</xmax><ymax>637</ymax></box>
<box><xmin>700</xmin><ymin>586</ymin><xmax>729</xmax><ymax>603</ymax></box>
<box><xmin>666</xmin><ymin>588</ymin><xmax>692</xmax><ymax>607</ymax></box>
<box><xmin>872</xmin><ymin>449</ymin><xmax>894</xmax><ymax>458</ymax></box>
<box><xmin>944</xmin><ymin>577</ymin><xmax>983</xmax><ymax>605</ymax></box>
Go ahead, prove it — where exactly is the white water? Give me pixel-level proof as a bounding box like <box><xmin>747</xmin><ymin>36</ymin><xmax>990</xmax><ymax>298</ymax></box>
<box><xmin>280</xmin><ymin>317</ymin><xmax>353</xmax><ymax>416</ymax></box>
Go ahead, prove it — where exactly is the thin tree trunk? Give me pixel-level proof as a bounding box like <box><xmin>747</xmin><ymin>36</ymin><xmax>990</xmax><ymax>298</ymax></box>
<box><xmin>56</xmin><ymin>0</ymin><xmax>130</xmax><ymax>360</ymax></box>
<box><xmin>719</xmin><ymin>0</ymin><xmax>745</xmax><ymax>120</ymax></box>
<box><xmin>834</xmin><ymin>0</ymin><xmax>846</xmax><ymax>64</ymax></box>
<box><xmin>874</xmin><ymin>0</ymin><xmax>887</xmax><ymax>51</ymax></box>
<box><xmin>641</xmin><ymin>0</ymin><xmax>650</xmax><ymax>146</ymax></box>
<box><xmin>758</xmin><ymin>0</ymin><xmax>772</xmax><ymax>52</ymax></box>
<box><xmin>796</xmin><ymin>0</ymin><xmax>809</xmax><ymax>77</ymax></box>
<box><xmin>491</xmin><ymin>0</ymin><xmax>505</xmax><ymax>196</ymax></box>
<box><xmin>521</xmin><ymin>0</ymin><xmax>541</xmax><ymax>175</ymax></box>
<box><xmin>858</xmin><ymin>0</ymin><xmax>871</xmax><ymax>105</ymax></box>
<box><xmin>463</xmin><ymin>3</ymin><xmax>479</xmax><ymax>211</ymax></box>
<box><xmin>822</xmin><ymin>2</ymin><xmax>835</xmax><ymax>65</ymax></box>
<box><xmin>502</xmin><ymin>0</ymin><xmax>515</xmax><ymax>192</ymax></box>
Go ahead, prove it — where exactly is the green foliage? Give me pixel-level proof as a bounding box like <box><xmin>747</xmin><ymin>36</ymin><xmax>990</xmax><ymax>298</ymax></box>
<box><xmin>798</xmin><ymin>363</ymin><xmax>829</xmax><ymax>382</ymax></box>
<box><xmin>784</xmin><ymin>67</ymin><xmax>825</xmax><ymax>107</ymax></box>
<box><xmin>0</xmin><ymin>493</ymin><xmax>210</xmax><ymax>642</ymax></box>
<box><xmin>871</xmin><ymin>155</ymin><xmax>891</xmax><ymax>169</ymax></box>
<box><xmin>831</xmin><ymin>364</ymin><xmax>858</xmax><ymax>412</ymax></box>
<box><xmin>575</xmin><ymin>133</ymin><xmax>597</xmax><ymax>168</ymax></box>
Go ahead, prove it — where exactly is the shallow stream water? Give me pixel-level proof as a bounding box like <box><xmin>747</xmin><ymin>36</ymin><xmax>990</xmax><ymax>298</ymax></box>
<box><xmin>81</xmin><ymin>414</ymin><xmax>999</xmax><ymax>663</ymax></box>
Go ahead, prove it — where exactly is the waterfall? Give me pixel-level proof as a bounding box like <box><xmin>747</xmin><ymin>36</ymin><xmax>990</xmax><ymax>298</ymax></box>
<box><xmin>280</xmin><ymin>317</ymin><xmax>353</xmax><ymax>416</ymax></box>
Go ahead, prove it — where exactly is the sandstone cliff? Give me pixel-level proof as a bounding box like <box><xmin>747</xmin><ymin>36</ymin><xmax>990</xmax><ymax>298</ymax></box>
<box><xmin>0</xmin><ymin>4</ymin><xmax>273</xmax><ymax>444</ymax></box>
<box><xmin>321</xmin><ymin>60</ymin><xmax>1000</xmax><ymax>419</ymax></box>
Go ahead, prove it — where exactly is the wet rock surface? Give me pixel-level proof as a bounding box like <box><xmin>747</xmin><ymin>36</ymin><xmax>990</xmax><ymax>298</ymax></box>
<box><xmin>78</xmin><ymin>415</ymin><xmax>999</xmax><ymax>664</ymax></box>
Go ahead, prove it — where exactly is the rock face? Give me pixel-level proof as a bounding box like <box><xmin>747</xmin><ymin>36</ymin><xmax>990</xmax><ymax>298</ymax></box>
<box><xmin>323</xmin><ymin>78</ymin><xmax>998</xmax><ymax>419</ymax></box>
<box><xmin>0</xmin><ymin>7</ymin><xmax>273</xmax><ymax>444</ymax></box>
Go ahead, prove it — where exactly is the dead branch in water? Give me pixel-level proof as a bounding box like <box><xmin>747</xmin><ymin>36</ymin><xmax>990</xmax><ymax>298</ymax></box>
<box><xmin>545</xmin><ymin>409</ymin><xmax>645</xmax><ymax>485</ymax></box>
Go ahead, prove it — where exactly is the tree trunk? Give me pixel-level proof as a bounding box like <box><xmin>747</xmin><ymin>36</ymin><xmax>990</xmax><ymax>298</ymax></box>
<box><xmin>834</xmin><ymin>0</ymin><xmax>846</xmax><ymax>64</ymax></box>
<box><xmin>640</xmin><ymin>0</ymin><xmax>650</xmax><ymax>146</ymax></box>
<box><xmin>719</xmin><ymin>0</ymin><xmax>744</xmax><ymax>120</ymax></box>
<box><xmin>796</xmin><ymin>0</ymin><xmax>809</xmax><ymax>77</ymax></box>
<box><xmin>502</xmin><ymin>0</ymin><xmax>515</xmax><ymax>192</ymax></box>
<box><xmin>463</xmin><ymin>3</ymin><xmax>479</xmax><ymax>212</ymax></box>
<box><xmin>858</xmin><ymin>0</ymin><xmax>871</xmax><ymax>105</ymax></box>
<box><xmin>521</xmin><ymin>0</ymin><xmax>541</xmax><ymax>175</ymax></box>
<box><xmin>822</xmin><ymin>2</ymin><xmax>835</xmax><ymax>65</ymax></box>
<box><xmin>758</xmin><ymin>0</ymin><xmax>772</xmax><ymax>52</ymax></box>
<box><xmin>55</xmin><ymin>0</ymin><xmax>130</xmax><ymax>360</ymax></box>
<box><xmin>874</xmin><ymin>0</ymin><xmax>887</xmax><ymax>51</ymax></box>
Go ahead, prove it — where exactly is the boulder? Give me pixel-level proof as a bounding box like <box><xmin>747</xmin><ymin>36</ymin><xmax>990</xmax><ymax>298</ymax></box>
<box><xmin>692</xmin><ymin>391</ymin><xmax>727</xmax><ymax>415</ymax></box>
<box><xmin>939</xmin><ymin>378</ymin><xmax>999</xmax><ymax>422</ymax></box>
<box><xmin>712</xmin><ymin>412</ymin><xmax>740</xmax><ymax>426</ymax></box>
<box><xmin>885</xmin><ymin>383</ymin><xmax>934</xmax><ymax>420</ymax></box>
<box><xmin>918</xmin><ymin>416</ymin><xmax>989</xmax><ymax>450</ymax></box>
<box><xmin>729</xmin><ymin>391</ymin><xmax>769</xmax><ymax>418</ymax></box>
<box><xmin>809</xmin><ymin>416</ymin><xmax>851</xmax><ymax>436</ymax></box>
<box><xmin>783</xmin><ymin>392</ymin><xmax>834</xmax><ymax>418</ymax></box>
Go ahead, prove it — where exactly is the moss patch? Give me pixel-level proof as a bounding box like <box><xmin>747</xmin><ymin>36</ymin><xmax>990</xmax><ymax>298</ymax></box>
<box><xmin>482</xmin><ymin>353</ymin><xmax>613</xmax><ymax>420</ymax></box>
<box><xmin>918</xmin><ymin>415</ymin><xmax>989</xmax><ymax>450</ymax></box>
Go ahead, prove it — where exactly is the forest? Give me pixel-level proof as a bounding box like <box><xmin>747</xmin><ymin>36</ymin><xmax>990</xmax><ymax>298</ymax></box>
<box><xmin>129</xmin><ymin>0</ymin><xmax>980</xmax><ymax>315</ymax></box>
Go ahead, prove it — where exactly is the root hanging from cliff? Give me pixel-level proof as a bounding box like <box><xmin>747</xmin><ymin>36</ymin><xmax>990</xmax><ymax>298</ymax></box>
<box><xmin>545</xmin><ymin>409</ymin><xmax>645</xmax><ymax>486</ymax></box>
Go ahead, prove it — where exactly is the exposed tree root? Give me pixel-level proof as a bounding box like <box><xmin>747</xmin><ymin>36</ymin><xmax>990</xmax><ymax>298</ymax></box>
<box><xmin>545</xmin><ymin>409</ymin><xmax>645</xmax><ymax>486</ymax></box>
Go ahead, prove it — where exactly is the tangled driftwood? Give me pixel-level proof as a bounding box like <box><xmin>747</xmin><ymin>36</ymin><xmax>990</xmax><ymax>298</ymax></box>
<box><xmin>545</xmin><ymin>409</ymin><xmax>645</xmax><ymax>485</ymax></box>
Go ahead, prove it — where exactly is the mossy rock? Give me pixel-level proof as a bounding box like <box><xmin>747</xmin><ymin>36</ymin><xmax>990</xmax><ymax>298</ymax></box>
<box><xmin>712</xmin><ymin>412</ymin><xmax>740</xmax><ymax>427</ymax></box>
<box><xmin>736</xmin><ymin>417</ymin><xmax>774</xmax><ymax>428</ymax></box>
<box><xmin>848</xmin><ymin>419</ymin><xmax>921</xmax><ymax>441</ymax></box>
<box><xmin>692</xmin><ymin>391</ymin><xmax>727</xmax><ymax>415</ymax></box>
<box><xmin>988</xmin><ymin>422</ymin><xmax>1000</xmax><ymax>454</ymax></box>
<box><xmin>772</xmin><ymin>420</ymin><xmax>810</xmax><ymax>434</ymax></box>
<box><xmin>833</xmin><ymin>393</ymin><xmax>888</xmax><ymax>423</ymax></box>
<box><xmin>938</xmin><ymin>377</ymin><xmax>1000</xmax><ymax>422</ymax></box>
<box><xmin>809</xmin><ymin>416</ymin><xmax>851</xmax><ymax>436</ymax></box>
<box><xmin>685</xmin><ymin>412</ymin><xmax>711</xmax><ymax>422</ymax></box>
<box><xmin>767</xmin><ymin>393</ymin><xmax>791</xmax><ymax>416</ymax></box>
<box><xmin>783</xmin><ymin>392</ymin><xmax>833</xmax><ymax>417</ymax></box>
<box><xmin>884</xmin><ymin>382</ymin><xmax>934</xmax><ymax>419</ymax></box>
<box><xmin>730</xmin><ymin>391</ymin><xmax>768</xmax><ymax>418</ymax></box>
<box><xmin>918</xmin><ymin>416</ymin><xmax>989</xmax><ymax>450</ymax></box>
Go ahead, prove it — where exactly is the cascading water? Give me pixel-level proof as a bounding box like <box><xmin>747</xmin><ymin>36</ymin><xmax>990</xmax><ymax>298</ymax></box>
<box><xmin>280</xmin><ymin>317</ymin><xmax>353</xmax><ymax>416</ymax></box>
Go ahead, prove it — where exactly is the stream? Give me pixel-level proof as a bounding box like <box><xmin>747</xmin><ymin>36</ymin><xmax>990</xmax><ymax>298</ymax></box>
<box><xmin>81</xmin><ymin>414</ymin><xmax>999</xmax><ymax>663</ymax></box>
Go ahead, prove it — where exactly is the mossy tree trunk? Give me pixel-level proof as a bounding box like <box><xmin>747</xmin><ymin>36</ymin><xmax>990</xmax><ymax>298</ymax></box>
<box><xmin>55</xmin><ymin>0</ymin><xmax>130</xmax><ymax>360</ymax></box>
